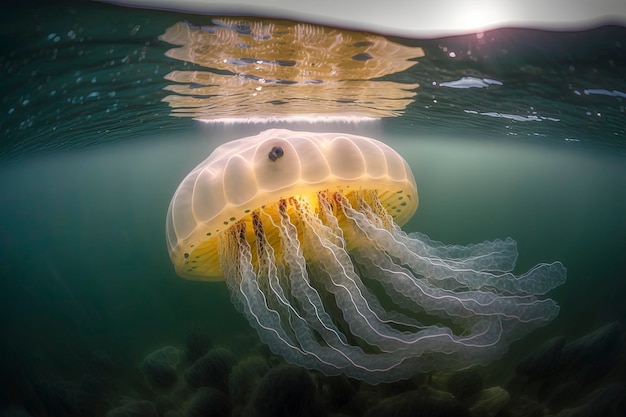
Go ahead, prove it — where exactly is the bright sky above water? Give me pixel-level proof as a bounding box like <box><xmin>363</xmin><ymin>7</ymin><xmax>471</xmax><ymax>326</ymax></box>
<box><xmin>100</xmin><ymin>0</ymin><xmax>626</xmax><ymax>36</ymax></box>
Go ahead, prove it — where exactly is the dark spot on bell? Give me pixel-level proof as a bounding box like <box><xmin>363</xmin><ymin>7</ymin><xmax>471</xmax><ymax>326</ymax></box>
<box><xmin>352</xmin><ymin>53</ymin><xmax>373</xmax><ymax>61</ymax></box>
<box><xmin>275</xmin><ymin>59</ymin><xmax>296</xmax><ymax>66</ymax></box>
<box><xmin>234</xmin><ymin>24</ymin><xmax>251</xmax><ymax>35</ymax></box>
<box><xmin>268</xmin><ymin>146</ymin><xmax>284</xmax><ymax>161</ymax></box>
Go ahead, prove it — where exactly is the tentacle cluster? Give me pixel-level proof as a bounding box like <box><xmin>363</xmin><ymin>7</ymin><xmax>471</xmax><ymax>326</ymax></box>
<box><xmin>219</xmin><ymin>191</ymin><xmax>566</xmax><ymax>384</ymax></box>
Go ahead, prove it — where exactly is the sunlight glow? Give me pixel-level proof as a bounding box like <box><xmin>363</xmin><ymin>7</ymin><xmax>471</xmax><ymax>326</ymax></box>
<box><xmin>101</xmin><ymin>0</ymin><xmax>626</xmax><ymax>37</ymax></box>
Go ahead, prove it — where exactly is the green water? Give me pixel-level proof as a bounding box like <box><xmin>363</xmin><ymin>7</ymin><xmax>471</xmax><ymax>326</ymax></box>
<box><xmin>2</xmin><ymin>129</ymin><xmax>624</xmax><ymax>377</ymax></box>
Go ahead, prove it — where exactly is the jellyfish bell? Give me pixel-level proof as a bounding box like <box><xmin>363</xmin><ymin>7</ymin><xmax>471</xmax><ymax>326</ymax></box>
<box><xmin>166</xmin><ymin>129</ymin><xmax>566</xmax><ymax>384</ymax></box>
<box><xmin>166</xmin><ymin>128</ymin><xmax>417</xmax><ymax>280</ymax></box>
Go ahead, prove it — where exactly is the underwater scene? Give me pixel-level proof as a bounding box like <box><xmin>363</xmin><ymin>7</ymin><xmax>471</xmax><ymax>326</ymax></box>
<box><xmin>1</xmin><ymin>1</ymin><xmax>625</xmax><ymax>416</ymax></box>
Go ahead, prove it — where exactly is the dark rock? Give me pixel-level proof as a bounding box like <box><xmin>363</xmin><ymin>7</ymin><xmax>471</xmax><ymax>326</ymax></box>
<box><xmin>515</xmin><ymin>322</ymin><xmax>623</xmax><ymax>401</ymax></box>
<box><xmin>341</xmin><ymin>386</ymin><xmax>380</xmax><ymax>417</ymax></box>
<box><xmin>447</xmin><ymin>368</ymin><xmax>484</xmax><ymax>401</ymax></box>
<box><xmin>0</xmin><ymin>408</ymin><xmax>34</xmax><ymax>417</ymax></box>
<box><xmin>35</xmin><ymin>379</ymin><xmax>104</xmax><ymax>417</ymax></box>
<box><xmin>562</xmin><ymin>322</ymin><xmax>621</xmax><ymax>361</ymax></box>
<box><xmin>185</xmin><ymin>325</ymin><xmax>213</xmax><ymax>365</ymax></box>
<box><xmin>185</xmin><ymin>387</ymin><xmax>230</xmax><ymax>417</ymax></box>
<box><xmin>557</xmin><ymin>322</ymin><xmax>622</xmax><ymax>384</ymax></box>
<box><xmin>378</xmin><ymin>377</ymin><xmax>420</xmax><ymax>397</ymax></box>
<box><xmin>251</xmin><ymin>365</ymin><xmax>326</xmax><ymax>417</ymax></box>
<box><xmin>551</xmin><ymin>383</ymin><xmax>625</xmax><ymax>417</ymax></box>
<box><xmin>141</xmin><ymin>346</ymin><xmax>181</xmax><ymax>389</ymax></box>
<box><xmin>67</xmin><ymin>349</ymin><xmax>118</xmax><ymax>381</ymax></box>
<box><xmin>363</xmin><ymin>387</ymin><xmax>470</xmax><ymax>417</ymax></box>
<box><xmin>468</xmin><ymin>387</ymin><xmax>510</xmax><ymax>417</ymax></box>
<box><xmin>184</xmin><ymin>347</ymin><xmax>237</xmax><ymax>391</ymax></box>
<box><xmin>106</xmin><ymin>400</ymin><xmax>158</xmax><ymax>417</ymax></box>
<box><xmin>516</xmin><ymin>336</ymin><xmax>566</xmax><ymax>378</ymax></box>
<box><xmin>497</xmin><ymin>395</ymin><xmax>544</xmax><ymax>417</ymax></box>
<box><xmin>319</xmin><ymin>375</ymin><xmax>358</xmax><ymax>410</ymax></box>
<box><xmin>155</xmin><ymin>392</ymin><xmax>187</xmax><ymax>416</ymax></box>
<box><xmin>229</xmin><ymin>356</ymin><xmax>270</xmax><ymax>406</ymax></box>
<box><xmin>546</xmin><ymin>380</ymin><xmax>583</xmax><ymax>411</ymax></box>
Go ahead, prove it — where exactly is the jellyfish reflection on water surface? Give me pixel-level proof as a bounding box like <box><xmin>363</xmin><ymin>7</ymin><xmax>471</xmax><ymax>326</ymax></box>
<box><xmin>166</xmin><ymin>129</ymin><xmax>566</xmax><ymax>384</ymax></box>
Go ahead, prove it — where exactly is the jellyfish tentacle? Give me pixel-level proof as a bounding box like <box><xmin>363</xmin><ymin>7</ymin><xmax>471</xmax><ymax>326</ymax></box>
<box><xmin>261</xmin><ymin>205</ymin><xmax>357</xmax><ymax>354</ymax></box>
<box><xmin>222</xmin><ymin>220</ymin><xmax>358</xmax><ymax>376</ymax></box>
<box><xmin>336</xmin><ymin>195</ymin><xmax>563</xmax><ymax>364</ymax></box>
<box><xmin>346</xmin><ymin>193</ymin><xmax>566</xmax><ymax>296</ymax></box>
<box><xmin>368</xmin><ymin>194</ymin><xmax>520</xmax><ymax>274</ymax></box>
<box><xmin>302</xmin><ymin>195</ymin><xmax>474</xmax><ymax>354</ymax></box>
<box><xmin>408</xmin><ymin>231</ymin><xmax>519</xmax><ymax>273</ymax></box>
<box><xmin>226</xmin><ymin>223</ymin><xmax>301</xmax><ymax>356</ymax></box>
<box><xmin>317</xmin><ymin>193</ymin><xmax>429</xmax><ymax>330</ymax></box>
<box><xmin>252</xmin><ymin>209</ymin><xmax>360</xmax><ymax>370</ymax></box>
<box><xmin>272</xmin><ymin>205</ymin><xmax>352</xmax><ymax>346</ymax></box>
<box><xmin>218</xmin><ymin>190</ymin><xmax>564</xmax><ymax>385</ymax></box>
<box><xmin>271</xmin><ymin>204</ymin><xmax>410</xmax><ymax>374</ymax></box>
<box><xmin>226</xmin><ymin>206</ymin><xmax>452</xmax><ymax>381</ymax></box>
<box><xmin>340</xmin><ymin>195</ymin><xmax>561</xmax><ymax>322</ymax></box>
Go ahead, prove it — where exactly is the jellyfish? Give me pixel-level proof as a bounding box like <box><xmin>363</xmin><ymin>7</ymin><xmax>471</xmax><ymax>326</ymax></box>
<box><xmin>166</xmin><ymin>129</ymin><xmax>566</xmax><ymax>384</ymax></box>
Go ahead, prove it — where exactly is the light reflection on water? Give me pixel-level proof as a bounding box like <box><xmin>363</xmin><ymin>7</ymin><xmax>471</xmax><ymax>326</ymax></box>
<box><xmin>158</xmin><ymin>19</ymin><xmax>423</xmax><ymax>122</ymax></box>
